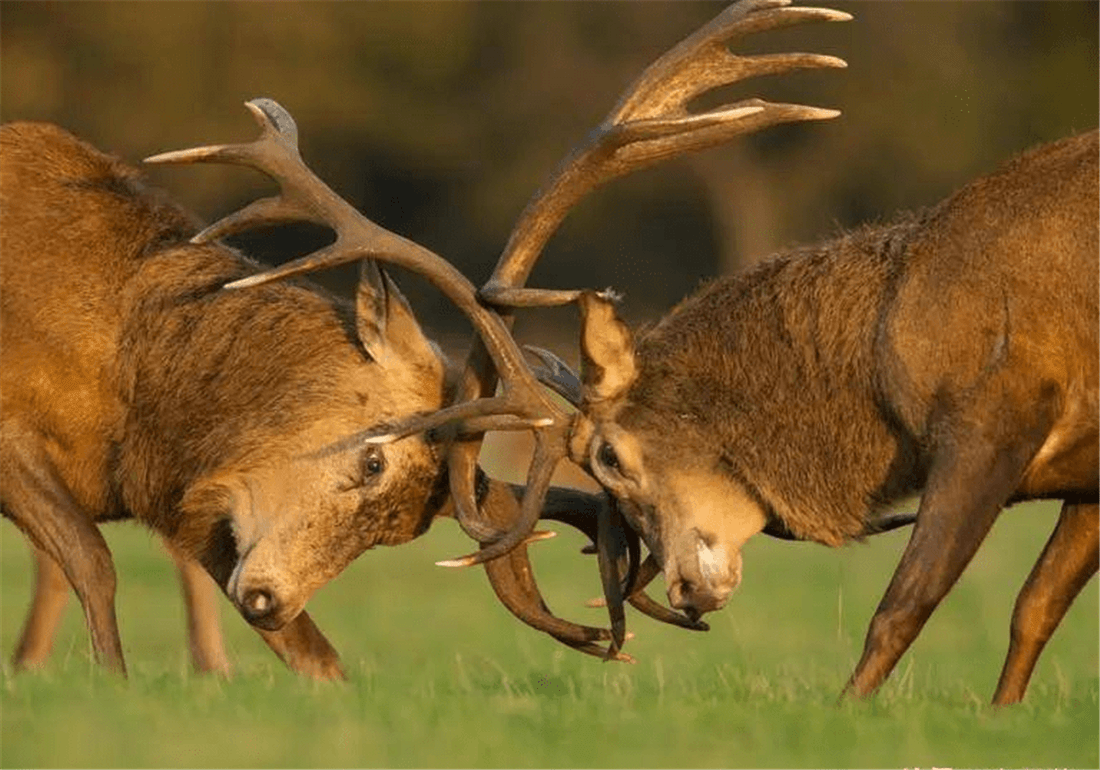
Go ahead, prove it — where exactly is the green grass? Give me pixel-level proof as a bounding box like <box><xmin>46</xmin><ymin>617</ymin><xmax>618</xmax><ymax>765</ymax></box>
<box><xmin>2</xmin><ymin>499</ymin><xmax>1096</xmax><ymax>768</ymax></box>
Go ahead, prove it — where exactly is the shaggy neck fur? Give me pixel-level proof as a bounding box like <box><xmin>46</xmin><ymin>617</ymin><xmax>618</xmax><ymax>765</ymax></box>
<box><xmin>625</xmin><ymin>216</ymin><xmax>930</xmax><ymax>546</ymax></box>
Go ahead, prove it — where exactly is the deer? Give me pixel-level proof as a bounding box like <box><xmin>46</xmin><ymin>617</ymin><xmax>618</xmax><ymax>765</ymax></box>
<box><xmin>225</xmin><ymin>0</ymin><xmax>1097</xmax><ymax>705</ymax></box>
<box><xmin>3</xmin><ymin>111</ymin><xmax>688</xmax><ymax>678</ymax></box>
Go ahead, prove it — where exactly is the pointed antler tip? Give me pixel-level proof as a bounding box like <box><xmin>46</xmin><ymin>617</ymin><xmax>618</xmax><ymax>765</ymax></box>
<box><xmin>523</xmin><ymin>530</ymin><xmax>558</xmax><ymax>545</ymax></box>
<box><xmin>606</xmin><ymin>651</ymin><xmax>637</xmax><ymax>664</ymax></box>
<box><xmin>244</xmin><ymin>98</ymin><xmax>298</xmax><ymax>133</ymax></box>
<box><xmin>222</xmin><ymin>274</ymin><xmax>268</xmax><ymax>291</ymax></box>
<box><xmin>435</xmin><ymin>556</ymin><xmax>475</xmax><ymax>568</ymax></box>
<box><xmin>143</xmin><ymin>147</ymin><xmax>214</xmax><ymax>166</ymax></box>
<box><xmin>362</xmin><ymin>433</ymin><xmax>400</xmax><ymax>445</ymax></box>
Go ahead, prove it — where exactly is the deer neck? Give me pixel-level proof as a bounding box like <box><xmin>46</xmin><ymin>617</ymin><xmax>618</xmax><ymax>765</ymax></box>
<box><xmin>629</xmin><ymin>218</ymin><xmax>926</xmax><ymax>545</ymax></box>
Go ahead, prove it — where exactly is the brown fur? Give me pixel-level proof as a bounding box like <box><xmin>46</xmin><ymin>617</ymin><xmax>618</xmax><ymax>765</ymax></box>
<box><xmin>0</xmin><ymin>122</ymin><xmax>448</xmax><ymax>676</ymax></box>
<box><xmin>576</xmin><ymin>130</ymin><xmax>1098</xmax><ymax>703</ymax></box>
<box><xmin>625</xmin><ymin>132</ymin><xmax>1097</xmax><ymax>543</ymax></box>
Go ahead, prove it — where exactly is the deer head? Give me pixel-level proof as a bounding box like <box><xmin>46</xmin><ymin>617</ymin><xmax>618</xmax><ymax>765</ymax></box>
<box><xmin>449</xmin><ymin>0</ymin><xmax>853</xmax><ymax>626</ymax></box>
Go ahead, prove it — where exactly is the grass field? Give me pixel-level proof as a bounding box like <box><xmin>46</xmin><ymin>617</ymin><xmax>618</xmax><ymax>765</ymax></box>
<box><xmin>2</xmin><ymin>496</ymin><xmax>1096</xmax><ymax>768</ymax></box>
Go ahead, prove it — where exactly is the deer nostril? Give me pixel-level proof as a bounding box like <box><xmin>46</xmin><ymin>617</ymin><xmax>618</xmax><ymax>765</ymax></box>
<box><xmin>240</xmin><ymin>588</ymin><xmax>279</xmax><ymax>626</ymax></box>
<box><xmin>668</xmin><ymin>579</ymin><xmax>696</xmax><ymax>610</ymax></box>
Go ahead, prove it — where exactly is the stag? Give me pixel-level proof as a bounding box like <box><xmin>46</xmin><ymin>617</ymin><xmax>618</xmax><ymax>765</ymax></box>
<box><xmin>0</xmin><ymin>118</ymin><xmax>457</xmax><ymax>677</ymax></box>
<box><xmin>560</xmin><ymin>122</ymin><xmax>1097</xmax><ymax>706</ymax></box>
<box><xmin>233</xmin><ymin>0</ymin><xmax>1097</xmax><ymax>704</ymax></box>
<box><xmin>503</xmin><ymin>3</ymin><xmax>1096</xmax><ymax>704</ymax></box>
<box><xmin>3</xmin><ymin>99</ymin><xmax>700</xmax><ymax>675</ymax></box>
<box><xmin>0</xmin><ymin>116</ymin><xmax>628</xmax><ymax>677</ymax></box>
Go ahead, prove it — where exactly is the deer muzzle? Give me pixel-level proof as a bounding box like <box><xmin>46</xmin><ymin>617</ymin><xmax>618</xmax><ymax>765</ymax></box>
<box><xmin>665</xmin><ymin>529</ymin><xmax>742</xmax><ymax>617</ymax></box>
<box><xmin>226</xmin><ymin>545</ymin><xmax>305</xmax><ymax>631</ymax></box>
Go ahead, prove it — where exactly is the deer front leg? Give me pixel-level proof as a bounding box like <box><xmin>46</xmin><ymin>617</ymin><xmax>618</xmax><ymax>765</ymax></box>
<box><xmin>255</xmin><ymin>612</ymin><xmax>346</xmax><ymax>681</ymax></box>
<box><xmin>11</xmin><ymin>546</ymin><xmax>71</xmax><ymax>669</ymax></box>
<box><xmin>1</xmin><ymin>441</ymin><xmax>126</xmax><ymax>674</ymax></box>
<box><xmin>163</xmin><ymin>539</ymin><xmax>232</xmax><ymax>675</ymax></box>
<box><xmin>992</xmin><ymin>501</ymin><xmax>1099</xmax><ymax>705</ymax></box>
<box><xmin>842</xmin><ymin>389</ymin><xmax>1057</xmax><ymax>700</ymax></box>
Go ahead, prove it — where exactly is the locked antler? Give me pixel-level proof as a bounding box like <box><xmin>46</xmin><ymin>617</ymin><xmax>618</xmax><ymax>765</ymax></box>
<box><xmin>443</xmin><ymin>0</ymin><xmax>850</xmax><ymax>655</ymax></box>
<box><xmin>146</xmin><ymin>98</ymin><xmax>642</xmax><ymax>659</ymax></box>
<box><xmin>148</xmin><ymin>0</ymin><xmax>851</xmax><ymax>661</ymax></box>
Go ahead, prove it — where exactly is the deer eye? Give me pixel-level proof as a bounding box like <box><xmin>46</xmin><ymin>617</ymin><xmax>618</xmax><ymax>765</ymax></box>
<box><xmin>596</xmin><ymin>441</ymin><xmax>621</xmax><ymax>473</ymax></box>
<box><xmin>339</xmin><ymin>448</ymin><xmax>386</xmax><ymax>492</ymax></box>
<box><xmin>362</xmin><ymin>448</ymin><xmax>385</xmax><ymax>477</ymax></box>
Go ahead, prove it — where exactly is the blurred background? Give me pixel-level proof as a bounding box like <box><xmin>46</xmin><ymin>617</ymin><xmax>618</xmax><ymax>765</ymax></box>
<box><xmin>1</xmin><ymin>9</ymin><xmax>1097</xmax><ymax>763</ymax></box>
<box><xmin>3</xmin><ymin>1</ymin><xmax>1096</xmax><ymax>361</ymax></box>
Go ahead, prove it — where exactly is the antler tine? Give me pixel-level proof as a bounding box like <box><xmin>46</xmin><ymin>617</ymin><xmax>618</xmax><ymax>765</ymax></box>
<box><xmin>146</xmin><ymin>99</ymin><xmax>328</xmax><ymax>241</ymax></box>
<box><xmin>627</xmin><ymin>555</ymin><xmax>710</xmax><ymax>631</ymax></box>
<box><xmin>524</xmin><ymin>346</ymin><xmax>583</xmax><ymax>408</ymax></box>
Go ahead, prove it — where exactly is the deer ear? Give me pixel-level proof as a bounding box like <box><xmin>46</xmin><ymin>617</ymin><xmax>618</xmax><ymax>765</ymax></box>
<box><xmin>356</xmin><ymin>261</ymin><xmax>444</xmax><ymax>374</ymax></box>
<box><xmin>578</xmin><ymin>291</ymin><xmax>637</xmax><ymax>404</ymax></box>
<box><xmin>356</xmin><ymin>260</ymin><xmax>388</xmax><ymax>354</ymax></box>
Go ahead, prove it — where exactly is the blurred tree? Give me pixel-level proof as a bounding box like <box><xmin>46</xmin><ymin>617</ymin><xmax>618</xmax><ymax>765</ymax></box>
<box><xmin>2</xmin><ymin>1</ymin><xmax>1095</xmax><ymax>353</ymax></box>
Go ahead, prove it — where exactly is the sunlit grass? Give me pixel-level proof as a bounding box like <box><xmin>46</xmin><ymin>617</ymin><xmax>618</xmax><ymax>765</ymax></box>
<box><xmin>2</xmin><ymin>498</ymin><xmax>1096</xmax><ymax>768</ymax></box>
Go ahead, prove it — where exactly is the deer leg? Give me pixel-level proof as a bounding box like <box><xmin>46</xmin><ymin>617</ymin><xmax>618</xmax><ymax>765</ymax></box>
<box><xmin>1</xmin><ymin>445</ymin><xmax>126</xmax><ymax>674</ymax></box>
<box><xmin>842</xmin><ymin>388</ymin><xmax>1056</xmax><ymax>699</ymax></box>
<box><xmin>162</xmin><ymin>538</ymin><xmax>232</xmax><ymax>675</ymax></box>
<box><xmin>11</xmin><ymin>546</ymin><xmax>71</xmax><ymax>669</ymax></box>
<box><xmin>992</xmin><ymin>501</ymin><xmax>1099</xmax><ymax>705</ymax></box>
<box><xmin>255</xmin><ymin>611</ymin><xmax>346</xmax><ymax>681</ymax></box>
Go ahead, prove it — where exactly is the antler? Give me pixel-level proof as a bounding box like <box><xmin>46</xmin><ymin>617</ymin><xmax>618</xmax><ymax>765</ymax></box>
<box><xmin>487</xmin><ymin>483</ymin><xmax>708</xmax><ymax>657</ymax></box>
<box><xmin>484</xmin><ymin>483</ymin><xmax>635</xmax><ymax>661</ymax></box>
<box><xmin>145</xmin><ymin>98</ymin><xmax>574</xmax><ymax>567</ymax></box>
<box><xmin>443</xmin><ymin>0</ymin><xmax>850</xmax><ymax>566</ymax></box>
<box><xmin>146</xmin><ymin>99</ymin><xmax>645</xmax><ymax>657</ymax></box>
<box><xmin>146</xmin><ymin>0</ymin><xmax>851</xmax><ymax>661</ymax></box>
<box><xmin>475</xmin><ymin>0</ymin><xmax>850</xmax><ymax>311</ymax></box>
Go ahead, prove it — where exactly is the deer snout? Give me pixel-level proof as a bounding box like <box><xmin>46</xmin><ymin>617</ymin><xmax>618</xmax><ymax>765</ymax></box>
<box><xmin>227</xmin><ymin>553</ymin><xmax>297</xmax><ymax>631</ymax></box>
<box><xmin>238</xmin><ymin>587</ymin><xmax>281</xmax><ymax>628</ymax></box>
<box><xmin>665</xmin><ymin>530</ymin><xmax>741</xmax><ymax>617</ymax></box>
